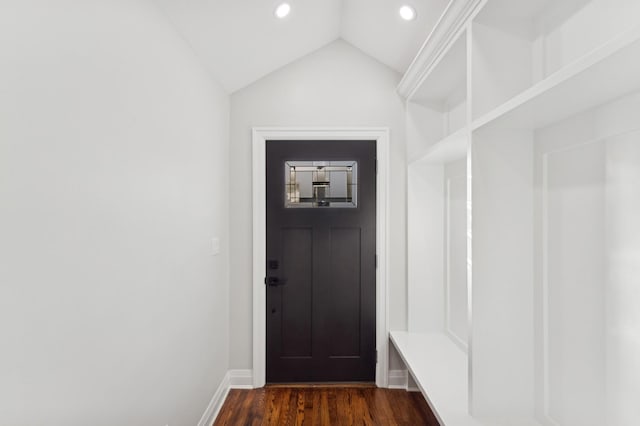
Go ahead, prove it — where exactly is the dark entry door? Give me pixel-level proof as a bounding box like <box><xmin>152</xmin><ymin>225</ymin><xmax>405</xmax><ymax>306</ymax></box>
<box><xmin>266</xmin><ymin>140</ymin><xmax>376</xmax><ymax>383</ymax></box>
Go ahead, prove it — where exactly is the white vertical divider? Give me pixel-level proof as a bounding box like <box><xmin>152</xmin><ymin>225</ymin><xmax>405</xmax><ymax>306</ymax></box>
<box><xmin>605</xmin><ymin>135</ymin><xmax>640</xmax><ymax>426</ymax></box>
<box><xmin>465</xmin><ymin>21</ymin><xmax>475</xmax><ymax>415</ymax></box>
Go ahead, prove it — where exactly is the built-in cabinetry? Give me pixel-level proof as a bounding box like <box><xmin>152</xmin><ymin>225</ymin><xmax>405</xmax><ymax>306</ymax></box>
<box><xmin>393</xmin><ymin>0</ymin><xmax>640</xmax><ymax>425</ymax></box>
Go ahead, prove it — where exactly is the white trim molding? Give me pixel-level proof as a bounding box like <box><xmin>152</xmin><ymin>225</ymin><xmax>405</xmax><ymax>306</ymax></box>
<box><xmin>388</xmin><ymin>370</ymin><xmax>409</xmax><ymax>389</ymax></box>
<box><xmin>197</xmin><ymin>372</ymin><xmax>231</xmax><ymax>426</ymax></box>
<box><xmin>198</xmin><ymin>370</ymin><xmax>256</xmax><ymax>426</ymax></box>
<box><xmin>388</xmin><ymin>369</ymin><xmax>421</xmax><ymax>392</ymax></box>
<box><xmin>252</xmin><ymin>127</ymin><xmax>391</xmax><ymax>389</ymax></box>
<box><xmin>397</xmin><ymin>0</ymin><xmax>485</xmax><ymax>100</ymax></box>
<box><xmin>229</xmin><ymin>369</ymin><xmax>253</xmax><ymax>389</ymax></box>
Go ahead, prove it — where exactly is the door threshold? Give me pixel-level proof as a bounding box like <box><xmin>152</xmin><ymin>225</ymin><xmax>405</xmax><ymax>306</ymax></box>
<box><xmin>265</xmin><ymin>382</ymin><xmax>376</xmax><ymax>388</ymax></box>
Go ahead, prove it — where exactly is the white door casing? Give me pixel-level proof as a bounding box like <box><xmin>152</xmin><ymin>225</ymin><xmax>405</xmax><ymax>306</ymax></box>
<box><xmin>252</xmin><ymin>127</ymin><xmax>390</xmax><ymax>388</ymax></box>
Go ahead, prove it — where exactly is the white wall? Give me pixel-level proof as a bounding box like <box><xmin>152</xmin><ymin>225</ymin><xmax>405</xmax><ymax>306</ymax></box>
<box><xmin>406</xmin><ymin>102</ymin><xmax>444</xmax><ymax>161</ymax></box>
<box><xmin>471</xmin><ymin>128</ymin><xmax>535</xmax><ymax>418</ymax></box>
<box><xmin>229</xmin><ymin>40</ymin><xmax>407</xmax><ymax>370</ymax></box>
<box><xmin>0</xmin><ymin>2</ymin><xmax>230</xmax><ymax>425</ymax></box>
<box><xmin>543</xmin><ymin>141</ymin><xmax>606</xmax><ymax>426</ymax></box>
<box><xmin>407</xmin><ymin>162</ymin><xmax>444</xmax><ymax>334</ymax></box>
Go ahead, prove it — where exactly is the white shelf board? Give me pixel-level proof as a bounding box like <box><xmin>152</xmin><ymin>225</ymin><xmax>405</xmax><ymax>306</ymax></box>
<box><xmin>390</xmin><ymin>331</ymin><xmax>481</xmax><ymax>426</ymax></box>
<box><xmin>472</xmin><ymin>25</ymin><xmax>640</xmax><ymax>132</ymax></box>
<box><xmin>391</xmin><ymin>331</ymin><xmax>544</xmax><ymax>426</ymax></box>
<box><xmin>408</xmin><ymin>128</ymin><xmax>468</xmax><ymax>165</ymax></box>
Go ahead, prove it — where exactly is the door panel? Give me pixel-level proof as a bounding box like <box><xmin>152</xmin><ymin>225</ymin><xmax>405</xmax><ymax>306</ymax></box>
<box><xmin>266</xmin><ymin>140</ymin><xmax>376</xmax><ymax>383</ymax></box>
<box><xmin>328</xmin><ymin>227</ymin><xmax>361</xmax><ymax>358</ymax></box>
<box><xmin>280</xmin><ymin>228</ymin><xmax>312</xmax><ymax>358</ymax></box>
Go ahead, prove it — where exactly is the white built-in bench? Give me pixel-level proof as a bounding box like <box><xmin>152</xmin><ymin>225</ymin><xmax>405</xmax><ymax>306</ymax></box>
<box><xmin>390</xmin><ymin>331</ymin><xmax>481</xmax><ymax>426</ymax></box>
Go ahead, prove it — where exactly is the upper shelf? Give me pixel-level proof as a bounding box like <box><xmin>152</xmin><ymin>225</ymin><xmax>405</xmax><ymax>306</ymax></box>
<box><xmin>472</xmin><ymin>25</ymin><xmax>640</xmax><ymax>132</ymax></box>
<box><xmin>474</xmin><ymin>0</ymin><xmax>589</xmax><ymax>41</ymax></box>
<box><xmin>409</xmin><ymin>128</ymin><xmax>467</xmax><ymax>165</ymax></box>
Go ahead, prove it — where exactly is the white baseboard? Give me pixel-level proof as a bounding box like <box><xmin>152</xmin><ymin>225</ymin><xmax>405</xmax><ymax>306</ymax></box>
<box><xmin>197</xmin><ymin>370</ymin><xmax>254</xmax><ymax>426</ymax></box>
<box><xmin>388</xmin><ymin>369</ymin><xmax>421</xmax><ymax>392</ymax></box>
<box><xmin>200</xmin><ymin>369</ymin><xmax>422</xmax><ymax>426</ymax></box>
<box><xmin>229</xmin><ymin>369</ymin><xmax>253</xmax><ymax>389</ymax></box>
<box><xmin>541</xmin><ymin>413</ymin><xmax>562</xmax><ymax>426</ymax></box>
<box><xmin>197</xmin><ymin>371</ymin><xmax>231</xmax><ymax>426</ymax></box>
<box><xmin>388</xmin><ymin>369</ymin><xmax>408</xmax><ymax>389</ymax></box>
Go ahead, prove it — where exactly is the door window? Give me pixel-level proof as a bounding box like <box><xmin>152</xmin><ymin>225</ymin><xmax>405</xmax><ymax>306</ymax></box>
<box><xmin>285</xmin><ymin>160</ymin><xmax>358</xmax><ymax>208</ymax></box>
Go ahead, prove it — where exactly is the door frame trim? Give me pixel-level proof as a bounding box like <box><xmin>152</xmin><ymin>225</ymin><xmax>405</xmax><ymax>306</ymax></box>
<box><xmin>252</xmin><ymin>127</ymin><xmax>390</xmax><ymax>388</ymax></box>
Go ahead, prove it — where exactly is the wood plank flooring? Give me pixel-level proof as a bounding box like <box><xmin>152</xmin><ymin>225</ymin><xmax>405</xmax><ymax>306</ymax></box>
<box><xmin>213</xmin><ymin>385</ymin><xmax>439</xmax><ymax>426</ymax></box>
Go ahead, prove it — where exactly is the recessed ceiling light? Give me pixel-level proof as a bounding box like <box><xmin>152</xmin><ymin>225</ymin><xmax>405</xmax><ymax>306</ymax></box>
<box><xmin>275</xmin><ymin>3</ymin><xmax>291</xmax><ymax>19</ymax></box>
<box><xmin>399</xmin><ymin>5</ymin><xmax>417</xmax><ymax>21</ymax></box>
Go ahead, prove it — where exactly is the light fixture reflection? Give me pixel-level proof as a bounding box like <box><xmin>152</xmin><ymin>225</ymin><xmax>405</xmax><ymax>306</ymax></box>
<box><xmin>275</xmin><ymin>3</ymin><xmax>291</xmax><ymax>19</ymax></box>
<box><xmin>399</xmin><ymin>5</ymin><xmax>417</xmax><ymax>21</ymax></box>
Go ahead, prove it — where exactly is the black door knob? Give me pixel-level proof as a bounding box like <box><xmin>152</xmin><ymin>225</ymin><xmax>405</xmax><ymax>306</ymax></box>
<box><xmin>266</xmin><ymin>277</ymin><xmax>280</xmax><ymax>286</ymax></box>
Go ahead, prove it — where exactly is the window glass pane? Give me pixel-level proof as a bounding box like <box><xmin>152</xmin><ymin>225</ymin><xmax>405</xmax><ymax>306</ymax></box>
<box><xmin>285</xmin><ymin>161</ymin><xmax>357</xmax><ymax>208</ymax></box>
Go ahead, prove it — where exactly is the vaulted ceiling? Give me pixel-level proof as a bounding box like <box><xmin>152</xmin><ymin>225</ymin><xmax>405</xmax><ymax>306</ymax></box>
<box><xmin>154</xmin><ymin>0</ymin><xmax>449</xmax><ymax>93</ymax></box>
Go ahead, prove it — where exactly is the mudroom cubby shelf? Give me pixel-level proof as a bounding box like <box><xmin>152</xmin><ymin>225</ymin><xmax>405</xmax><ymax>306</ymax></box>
<box><xmin>395</xmin><ymin>0</ymin><xmax>640</xmax><ymax>425</ymax></box>
<box><xmin>403</xmin><ymin>18</ymin><xmax>471</xmax><ymax>419</ymax></box>
<box><xmin>471</xmin><ymin>0</ymin><xmax>640</xmax><ymax>120</ymax></box>
<box><xmin>472</xmin><ymin>24</ymin><xmax>640</xmax><ymax>131</ymax></box>
<box><xmin>407</xmin><ymin>127</ymin><xmax>467</xmax><ymax>165</ymax></box>
<box><xmin>406</xmin><ymin>30</ymin><xmax>467</xmax><ymax>162</ymax></box>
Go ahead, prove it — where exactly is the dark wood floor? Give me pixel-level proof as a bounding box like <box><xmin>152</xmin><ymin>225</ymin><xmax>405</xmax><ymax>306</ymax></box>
<box><xmin>213</xmin><ymin>385</ymin><xmax>439</xmax><ymax>425</ymax></box>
